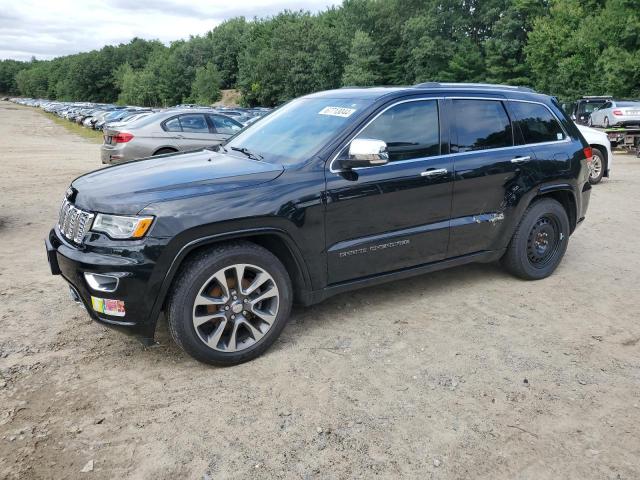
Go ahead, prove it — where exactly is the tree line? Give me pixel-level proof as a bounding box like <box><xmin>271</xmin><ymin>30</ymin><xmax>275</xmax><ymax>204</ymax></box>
<box><xmin>1</xmin><ymin>0</ymin><xmax>638</xmax><ymax>107</ymax></box>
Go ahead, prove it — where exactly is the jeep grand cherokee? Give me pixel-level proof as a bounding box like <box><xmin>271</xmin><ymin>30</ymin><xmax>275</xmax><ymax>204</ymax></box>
<box><xmin>46</xmin><ymin>83</ymin><xmax>593</xmax><ymax>365</ymax></box>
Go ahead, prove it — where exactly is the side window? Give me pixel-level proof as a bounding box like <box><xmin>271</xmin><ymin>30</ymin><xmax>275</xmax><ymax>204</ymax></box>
<box><xmin>509</xmin><ymin>102</ymin><xmax>566</xmax><ymax>144</ymax></box>
<box><xmin>354</xmin><ymin>100</ymin><xmax>439</xmax><ymax>162</ymax></box>
<box><xmin>209</xmin><ymin>115</ymin><xmax>243</xmax><ymax>135</ymax></box>
<box><xmin>179</xmin><ymin>114</ymin><xmax>209</xmax><ymax>133</ymax></box>
<box><xmin>452</xmin><ymin>100</ymin><xmax>512</xmax><ymax>152</ymax></box>
<box><xmin>163</xmin><ymin>117</ymin><xmax>182</xmax><ymax>132</ymax></box>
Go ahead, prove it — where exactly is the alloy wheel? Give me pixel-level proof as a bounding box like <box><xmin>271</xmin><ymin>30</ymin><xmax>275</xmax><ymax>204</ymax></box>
<box><xmin>589</xmin><ymin>154</ymin><xmax>603</xmax><ymax>180</ymax></box>
<box><xmin>192</xmin><ymin>263</ymin><xmax>279</xmax><ymax>352</ymax></box>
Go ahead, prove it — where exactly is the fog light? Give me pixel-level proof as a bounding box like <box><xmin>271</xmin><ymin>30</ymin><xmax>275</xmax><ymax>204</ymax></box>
<box><xmin>84</xmin><ymin>272</ymin><xmax>119</xmax><ymax>292</ymax></box>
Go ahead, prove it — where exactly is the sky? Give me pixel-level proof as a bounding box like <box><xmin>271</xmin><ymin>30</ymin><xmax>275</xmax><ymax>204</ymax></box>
<box><xmin>0</xmin><ymin>0</ymin><xmax>339</xmax><ymax>61</ymax></box>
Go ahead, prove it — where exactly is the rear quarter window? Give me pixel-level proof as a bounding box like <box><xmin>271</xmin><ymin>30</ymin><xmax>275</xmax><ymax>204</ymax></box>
<box><xmin>509</xmin><ymin>102</ymin><xmax>566</xmax><ymax>144</ymax></box>
<box><xmin>163</xmin><ymin>117</ymin><xmax>182</xmax><ymax>132</ymax></box>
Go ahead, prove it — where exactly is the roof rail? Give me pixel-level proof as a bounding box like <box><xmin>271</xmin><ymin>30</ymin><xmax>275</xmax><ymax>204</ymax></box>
<box><xmin>414</xmin><ymin>82</ymin><xmax>535</xmax><ymax>93</ymax></box>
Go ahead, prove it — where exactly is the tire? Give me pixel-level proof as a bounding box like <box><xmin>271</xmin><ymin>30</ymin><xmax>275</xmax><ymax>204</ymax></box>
<box><xmin>167</xmin><ymin>241</ymin><xmax>293</xmax><ymax>366</ymax></box>
<box><xmin>587</xmin><ymin>116</ymin><xmax>593</xmax><ymax>127</ymax></box>
<box><xmin>501</xmin><ymin>198</ymin><xmax>570</xmax><ymax>280</ymax></box>
<box><xmin>588</xmin><ymin>147</ymin><xmax>605</xmax><ymax>185</ymax></box>
<box><xmin>153</xmin><ymin>148</ymin><xmax>177</xmax><ymax>156</ymax></box>
<box><xmin>604</xmin><ymin>116</ymin><xmax>610</xmax><ymax>128</ymax></box>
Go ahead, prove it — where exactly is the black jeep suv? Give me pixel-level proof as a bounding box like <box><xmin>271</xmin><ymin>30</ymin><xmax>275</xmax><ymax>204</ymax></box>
<box><xmin>46</xmin><ymin>83</ymin><xmax>592</xmax><ymax>365</ymax></box>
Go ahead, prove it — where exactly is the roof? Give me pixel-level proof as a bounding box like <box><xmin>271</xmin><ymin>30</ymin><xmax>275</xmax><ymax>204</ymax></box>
<box><xmin>306</xmin><ymin>82</ymin><xmax>547</xmax><ymax>102</ymax></box>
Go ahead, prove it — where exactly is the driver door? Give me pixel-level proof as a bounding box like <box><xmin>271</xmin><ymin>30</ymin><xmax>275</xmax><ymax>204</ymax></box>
<box><xmin>324</xmin><ymin>98</ymin><xmax>453</xmax><ymax>284</ymax></box>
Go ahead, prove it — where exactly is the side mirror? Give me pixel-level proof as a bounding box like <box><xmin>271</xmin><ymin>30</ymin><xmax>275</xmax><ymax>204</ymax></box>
<box><xmin>338</xmin><ymin>138</ymin><xmax>389</xmax><ymax>169</ymax></box>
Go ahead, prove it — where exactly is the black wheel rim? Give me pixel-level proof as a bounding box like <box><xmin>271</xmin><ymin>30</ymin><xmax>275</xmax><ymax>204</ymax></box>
<box><xmin>526</xmin><ymin>215</ymin><xmax>561</xmax><ymax>268</ymax></box>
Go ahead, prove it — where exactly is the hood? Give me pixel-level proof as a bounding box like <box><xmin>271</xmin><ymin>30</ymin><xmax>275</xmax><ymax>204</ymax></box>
<box><xmin>72</xmin><ymin>149</ymin><xmax>284</xmax><ymax>214</ymax></box>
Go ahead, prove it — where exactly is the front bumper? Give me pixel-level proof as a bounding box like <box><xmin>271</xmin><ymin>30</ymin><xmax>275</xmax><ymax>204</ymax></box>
<box><xmin>45</xmin><ymin>227</ymin><xmax>165</xmax><ymax>343</ymax></box>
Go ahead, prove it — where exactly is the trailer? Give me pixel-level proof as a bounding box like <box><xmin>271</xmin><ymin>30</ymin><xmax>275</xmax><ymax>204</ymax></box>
<box><xmin>594</xmin><ymin>126</ymin><xmax>640</xmax><ymax>157</ymax></box>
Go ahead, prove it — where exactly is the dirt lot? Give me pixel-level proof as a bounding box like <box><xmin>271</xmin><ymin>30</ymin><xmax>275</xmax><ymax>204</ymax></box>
<box><xmin>0</xmin><ymin>101</ymin><xmax>639</xmax><ymax>480</ymax></box>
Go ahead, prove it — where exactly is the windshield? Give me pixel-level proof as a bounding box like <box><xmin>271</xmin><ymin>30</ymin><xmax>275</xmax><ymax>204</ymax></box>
<box><xmin>225</xmin><ymin>97</ymin><xmax>373</xmax><ymax>165</ymax></box>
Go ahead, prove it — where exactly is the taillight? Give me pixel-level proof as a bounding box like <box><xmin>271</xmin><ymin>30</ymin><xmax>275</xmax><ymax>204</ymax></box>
<box><xmin>612</xmin><ymin>109</ymin><xmax>623</xmax><ymax>116</ymax></box>
<box><xmin>113</xmin><ymin>132</ymin><xmax>134</xmax><ymax>143</ymax></box>
<box><xmin>583</xmin><ymin>146</ymin><xmax>593</xmax><ymax>164</ymax></box>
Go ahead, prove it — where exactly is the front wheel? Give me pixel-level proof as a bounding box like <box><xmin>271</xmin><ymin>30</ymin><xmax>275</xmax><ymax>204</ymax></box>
<box><xmin>588</xmin><ymin>147</ymin><xmax>605</xmax><ymax>184</ymax></box>
<box><xmin>167</xmin><ymin>242</ymin><xmax>293</xmax><ymax>365</ymax></box>
<box><xmin>501</xmin><ymin>199</ymin><xmax>570</xmax><ymax>280</ymax></box>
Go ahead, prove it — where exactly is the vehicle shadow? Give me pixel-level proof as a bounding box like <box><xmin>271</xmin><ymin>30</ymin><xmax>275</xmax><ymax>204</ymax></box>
<box><xmin>152</xmin><ymin>260</ymin><xmax>512</xmax><ymax>362</ymax></box>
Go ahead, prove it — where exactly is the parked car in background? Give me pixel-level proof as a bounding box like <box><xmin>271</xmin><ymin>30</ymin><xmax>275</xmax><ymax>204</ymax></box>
<box><xmin>588</xmin><ymin>100</ymin><xmax>640</xmax><ymax>128</ymax></box>
<box><xmin>101</xmin><ymin>111</ymin><xmax>153</xmax><ymax>130</ymax></box>
<box><xmin>571</xmin><ymin>96</ymin><xmax>611</xmax><ymax>125</ymax></box>
<box><xmin>101</xmin><ymin>109</ymin><xmax>244</xmax><ymax>164</ymax></box>
<box><xmin>576</xmin><ymin>124</ymin><xmax>612</xmax><ymax>184</ymax></box>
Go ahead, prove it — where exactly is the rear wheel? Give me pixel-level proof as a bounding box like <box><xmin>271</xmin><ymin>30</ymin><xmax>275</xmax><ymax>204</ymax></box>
<box><xmin>604</xmin><ymin>116</ymin><xmax>610</xmax><ymax>128</ymax></box>
<box><xmin>588</xmin><ymin>147</ymin><xmax>605</xmax><ymax>184</ymax></box>
<box><xmin>502</xmin><ymin>199</ymin><xmax>570</xmax><ymax>280</ymax></box>
<box><xmin>167</xmin><ymin>242</ymin><xmax>293</xmax><ymax>365</ymax></box>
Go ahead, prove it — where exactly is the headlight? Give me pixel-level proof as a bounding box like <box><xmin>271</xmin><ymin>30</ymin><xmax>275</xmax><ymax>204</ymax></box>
<box><xmin>91</xmin><ymin>214</ymin><xmax>154</xmax><ymax>239</ymax></box>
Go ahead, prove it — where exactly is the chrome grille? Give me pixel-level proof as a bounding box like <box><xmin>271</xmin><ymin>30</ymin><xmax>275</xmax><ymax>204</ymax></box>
<box><xmin>58</xmin><ymin>199</ymin><xmax>94</xmax><ymax>244</ymax></box>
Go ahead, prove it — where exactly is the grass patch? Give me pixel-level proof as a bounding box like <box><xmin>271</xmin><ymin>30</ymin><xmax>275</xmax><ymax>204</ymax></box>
<box><xmin>42</xmin><ymin>111</ymin><xmax>103</xmax><ymax>143</ymax></box>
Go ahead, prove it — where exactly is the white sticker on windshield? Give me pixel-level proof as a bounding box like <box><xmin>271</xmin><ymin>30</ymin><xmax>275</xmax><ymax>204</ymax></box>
<box><xmin>319</xmin><ymin>106</ymin><xmax>356</xmax><ymax>118</ymax></box>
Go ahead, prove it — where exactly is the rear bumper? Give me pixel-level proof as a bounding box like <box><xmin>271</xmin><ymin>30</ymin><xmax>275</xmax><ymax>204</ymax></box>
<box><xmin>100</xmin><ymin>143</ymin><xmax>149</xmax><ymax>165</ymax></box>
<box><xmin>612</xmin><ymin>119</ymin><xmax>640</xmax><ymax>127</ymax></box>
<box><xmin>45</xmin><ymin>227</ymin><xmax>164</xmax><ymax>343</ymax></box>
<box><xmin>578</xmin><ymin>182</ymin><xmax>591</xmax><ymax>226</ymax></box>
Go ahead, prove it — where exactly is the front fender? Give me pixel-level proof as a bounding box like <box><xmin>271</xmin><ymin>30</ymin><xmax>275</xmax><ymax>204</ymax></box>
<box><xmin>142</xmin><ymin>225</ymin><xmax>313</xmax><ymax>335</ymax></box>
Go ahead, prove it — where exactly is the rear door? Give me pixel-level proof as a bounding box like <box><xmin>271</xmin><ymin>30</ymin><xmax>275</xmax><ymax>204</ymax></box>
<box><xmin>446</xmin><ymin>97</ymin><xmax>537</xmax><ymax>257</ymax></box>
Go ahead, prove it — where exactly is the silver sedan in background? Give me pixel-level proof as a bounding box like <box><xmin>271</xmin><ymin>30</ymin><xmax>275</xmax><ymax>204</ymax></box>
<box><xmin>588</xmin><ymin>100</ymin><xmax>640</xmax><ymax>128</ymax></box>
<box><xmin>101</xmin><ymin>109</ymin><xmax>244</xmax><ymax>164</ymax></box>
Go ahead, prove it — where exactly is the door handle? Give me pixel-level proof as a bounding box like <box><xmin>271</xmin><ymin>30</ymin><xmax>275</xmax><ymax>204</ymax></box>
<box><xmin>176</xmin><ymin>134</ymin><xmax>185</xmax><ymax>139</ymax></box>
<box><xmin>420</xmin><ymin>168</ymin><xmax>448</xmax><ymax>177</ymax></box>
<box><xmin>510</xmin><ymin>156</ymin><xmax>531</xmax><ymax>164</ymax></box>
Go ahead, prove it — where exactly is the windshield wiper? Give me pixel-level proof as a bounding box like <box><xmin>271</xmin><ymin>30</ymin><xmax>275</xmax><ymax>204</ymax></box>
<box><xmin>205</xmin><ymin>144</ymin><xmax>227</xmax><ymax>153</ymax></box>
<box><xmin>230</xmin><ymin>146</ymin><xmax>263</xmax><ymax>161</ymax></box>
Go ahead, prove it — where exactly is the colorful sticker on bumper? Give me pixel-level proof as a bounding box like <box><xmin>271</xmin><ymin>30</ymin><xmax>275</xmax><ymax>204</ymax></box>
<box><xmin>91</xmin><ymin>296</ymin><xmax>125</xmax><ymax>317</ymax></box>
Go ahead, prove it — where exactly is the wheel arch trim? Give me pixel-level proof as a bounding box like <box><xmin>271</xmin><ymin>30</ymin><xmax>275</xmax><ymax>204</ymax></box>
<box><xmin>533</xmin><ymin>184</ymin><xmax>578</xmax><ymax>231</ymax></box>
<box><xmin>144</xmin><ymin>227</ymin><xmax>312</xmax><ymax>334</ymax></box>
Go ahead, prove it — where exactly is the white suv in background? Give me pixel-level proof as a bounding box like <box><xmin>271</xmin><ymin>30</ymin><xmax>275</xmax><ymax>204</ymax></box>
<box><xmin>577</xmin><ymin>124</ymin><xmax>612</xmax><ymax>185</ymax></box>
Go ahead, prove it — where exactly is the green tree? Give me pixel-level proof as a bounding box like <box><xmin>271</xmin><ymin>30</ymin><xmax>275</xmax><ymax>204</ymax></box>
<box><xmin>190</xmin><ymin>62</ymin><xmax>222</xmax><ymax>104</ymax></box>
<box><xmin>341</xmin><ymin>31</ymin><xmax>380</xmax><ymax>86</ymax></box>
<box><xmin>207</xmin><ymin>18</ymin><xmax>248</xmax><ymax>88</ymax></box>
<box><xmin>525</xmin><ymin>0</ymin><xmax>639</xmax><ymax>99</ymax></box>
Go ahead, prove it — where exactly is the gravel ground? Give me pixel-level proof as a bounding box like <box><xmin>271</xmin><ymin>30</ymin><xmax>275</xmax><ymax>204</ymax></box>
<box><xmin>0</xmin><ymin>101</ymin><xmax>639</xmax><ymax>480</ymax></box>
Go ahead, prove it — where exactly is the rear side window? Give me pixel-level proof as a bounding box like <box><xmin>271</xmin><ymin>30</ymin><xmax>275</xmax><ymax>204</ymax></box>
<box><xmin>510</xmin><ymin>102</ymin><xmax>566</xmax><ymax>144</ymax></box>
<box><xmin>356</xmin><ymin>100</ymin><xmax>440</xmax><ymax>162</ymax></box>
<box><xmin>452</xmin><ymin>100</ymin><xmax>512</xmax><ymax>152</ymax></box>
